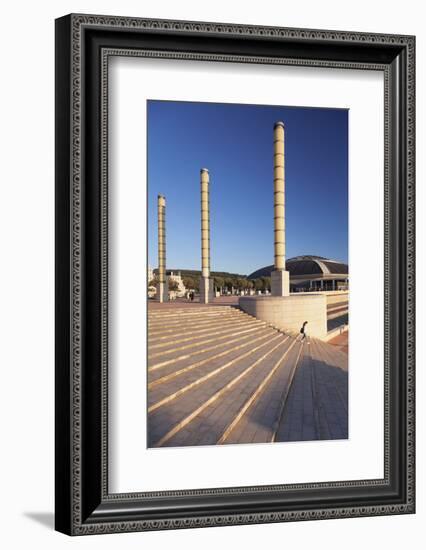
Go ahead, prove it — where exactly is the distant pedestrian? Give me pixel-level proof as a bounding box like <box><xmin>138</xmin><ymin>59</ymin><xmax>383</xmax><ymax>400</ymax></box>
<box><xmin>300</xmin><ymin>321</ymin><xmax>309</xmax><ymax>343</ymax></box>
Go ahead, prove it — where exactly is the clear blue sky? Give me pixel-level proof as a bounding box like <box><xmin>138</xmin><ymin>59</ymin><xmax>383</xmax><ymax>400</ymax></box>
<box><xmin>147</xmin><ymin>100</ymin><xmax>348</xmax><ymax>275</ymax></box>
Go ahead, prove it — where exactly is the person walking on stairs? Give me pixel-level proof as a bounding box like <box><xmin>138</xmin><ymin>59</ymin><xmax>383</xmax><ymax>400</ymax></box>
<box><xmin>299</xmin><ymin>321</ymin><xmax>310</xmax><ymax>344</ymax></box>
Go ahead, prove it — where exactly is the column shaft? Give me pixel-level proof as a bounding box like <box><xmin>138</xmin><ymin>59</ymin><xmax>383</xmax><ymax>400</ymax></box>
<box><xmin>271</xmin><ymin>122</ymin><xmax>289</xmax><ymax>297</ymax></box>
<box><xmin>274</xmin><ymin>122</ymin><xmax>285</xmax><ymax>270</ymax></box>
<box><xmin>157</xmin><ymin>195</ymin><xmax>166</xmax><ymax>283</ymax></box>
<box><xmin>156</xmin><ymin>194</ymin><xmax>168</xmax><ymax>302</ymax></box>
<box><xmin>200</xmin><ymin>169</ymin><xmax>213</xmax><ymax>304</ymax></box>
<box><xmin>201</xmin><ymin>169</ymin><xmax>210</xmax><ymax>278</ymax></box>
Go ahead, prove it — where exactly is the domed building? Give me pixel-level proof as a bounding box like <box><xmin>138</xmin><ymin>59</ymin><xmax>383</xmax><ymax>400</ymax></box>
<box><xmin>248</xmin><ymin>255</ymin><xmax>349</xmax><ymax>292</ymax></box>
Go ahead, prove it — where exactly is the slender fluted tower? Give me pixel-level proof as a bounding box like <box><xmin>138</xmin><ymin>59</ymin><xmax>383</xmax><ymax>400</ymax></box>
<box><xmin>199</xmin><ymin>168</ymin><xmax>213</xmax><ymax>303</ymax></box>
<box><xmin>201</xmin><ymin>168</ymin><xmax>210</xmax><ymax>278</ymax></box>
<box><xmin>156</xmin><ymin>194</ymin><xmax>168</xmax><ymax>302</ymax></box>
<box><xmin>271</xmin><ymin>121</ymin><xmax>290</xmax><ymax>296</ymax></box>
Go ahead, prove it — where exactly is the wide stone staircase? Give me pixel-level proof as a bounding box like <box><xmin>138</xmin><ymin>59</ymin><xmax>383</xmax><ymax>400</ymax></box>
<box><xmin>148</xmin><ymin>305</ymin><xmax>348</xmax><ymax>447</ymax></box>
<box><xmin>327</xmin><ymin>299</ymin><xmax>349</xmax><ymax>333</ymax></box>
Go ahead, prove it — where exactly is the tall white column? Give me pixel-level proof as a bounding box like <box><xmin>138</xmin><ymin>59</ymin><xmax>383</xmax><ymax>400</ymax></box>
<box><xmin>271</xmin><ymin>121</ymin><xmax>290</xmax><ymax>296</ymax></box>
<box><xmin>156</xmin><ymin>194</ymin><xmax>168</xmax><ymax>302</ymax></box>
<box><xmin>199</xmin><ymin>168</ymin><xmax>213</xmax><ymax>303</ymax></box>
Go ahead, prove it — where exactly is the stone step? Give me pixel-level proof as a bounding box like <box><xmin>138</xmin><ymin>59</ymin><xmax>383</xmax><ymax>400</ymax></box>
<box><xmin>149</xmin><ymin>305</ymin><xmax>233</xmax><ymax>313</ymax></box>
<box><xmin>148</xmin><ymin>331</ymin><xmax>286</xmax><ymax>412</ymax></box>
<box><xmin>148</xmin><ymin>307</ymin><xmax>235</xmax><ymax>320</ymax></box>
<box><xmin>273</xmin><ymin>344</ymin><xmax>320</xmax><ymax>442</ymax></box>
<box><xmin>312</xmin><ymin>340</ymin><xmax>348</xmax><ymax>411</ymax></box>
<box><xmin>310</xmin><ymin>339</ymin><xmax>348</xmax><ymax>440</ymax></box>
<box><xmin>149</xmin><ymin>318</ymin><xmax>267</xmax><ymax>347</ymax></box>
<box><xmin>327</xmin><ymin>314</ymin><xmax>348</xmax><ymax>333</ymax></box>
<box><xmin>148</xmin><ymin>333</ymin><xmax>290</xmax><ymax>447</ymax></box>
<box><xmin>327</xmin><ymin>301</ymin><xmax>348</xmax><ymax>311</ymax></box>
<box><xmin>148</xmin><ymin>314</ymin><xmax>259</xmax><ymax>339</ymax></box>
<box><xmin>148</xmin><ymin>311</ymin><xmax>242</xmax><ymax>325</ymax></box>
<box><xmin>149</xmin><ymin>314</ymin><xmax>242</xmax><ymax>326</ymax></box>
<box><xmin>148</xmin><ymin>328</ymin><xmax>279</xmax><ymax>394</ymax></box>
<box><xmin>315</xmin><ymin>338</ymin><xmax>348</xmax><ymax>371</ymax></box>
<box><xmin>327</xmin><ymin>307</ymin><xmax>349</xmax><ymax>321</ymax></box>
<box><xmin>148</xmin><ymin>312</ymin><xmax>247</xmax><ymax>331</ymax></box>
<box><xmin>148</xmin><ymin>323</ymin><xmax>270</xmax><ymax>360</ymax></box>
<box><xmin>275</xmin><ymin>339</ymin><xmax>348</xmax><ymax>441</ymax></box>
<box><xmin>221</xmin><ymin>339</ymin><xmax>303</xmax><ymax>445</ymax></box>
<box><xmin>148</xmin><ymin>326</ymin><xmax>275</xmax><ymax>372</ymax></box>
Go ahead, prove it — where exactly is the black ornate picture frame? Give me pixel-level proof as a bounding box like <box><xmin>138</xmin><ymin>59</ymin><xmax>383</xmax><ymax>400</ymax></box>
<box><xmin>55</xmin><ymin>14</ymin><xmax>415</xmax><ymax>535</ymax></box>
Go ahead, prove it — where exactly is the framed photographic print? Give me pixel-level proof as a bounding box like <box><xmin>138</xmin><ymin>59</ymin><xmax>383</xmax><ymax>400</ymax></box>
<box><xmin>55</xmin><ymin>14</ymin><xmax>415</xmax><ymax>535</ymax></box>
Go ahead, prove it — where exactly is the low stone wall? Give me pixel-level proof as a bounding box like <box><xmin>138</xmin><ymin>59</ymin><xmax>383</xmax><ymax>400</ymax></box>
<box><xmin>239</xmin><ymin>294</ymin><xmax>327</xmax><ymax>339</ymax></box>
<box><xmin>292</xmin><ymin>290</ymin><xmax>348</xmax><ymax>307</ymax></box>
<box><xmin>325</xmin><ymin>291</ymin><xmax>349</xmax><ymax>307</ymax></box>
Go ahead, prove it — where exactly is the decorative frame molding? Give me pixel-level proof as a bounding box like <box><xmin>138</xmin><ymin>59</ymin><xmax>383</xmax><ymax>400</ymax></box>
<box><xmin>55</xmin><ymin>14</ymin><xmax>415</xmax><ymax>535</ymax></box>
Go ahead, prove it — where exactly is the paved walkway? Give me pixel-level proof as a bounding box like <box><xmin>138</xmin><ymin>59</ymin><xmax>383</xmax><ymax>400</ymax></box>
<box><xmin>147</xmin><ymin>303</ymin><xmax>348</xmax><ymax>447</ymax></box>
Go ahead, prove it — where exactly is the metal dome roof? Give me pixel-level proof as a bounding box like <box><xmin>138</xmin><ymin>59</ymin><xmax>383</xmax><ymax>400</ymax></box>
<box><xmin>247</xmin><ymin>255</ymin><xmax>348</xmax><ymax>279</ymax></box>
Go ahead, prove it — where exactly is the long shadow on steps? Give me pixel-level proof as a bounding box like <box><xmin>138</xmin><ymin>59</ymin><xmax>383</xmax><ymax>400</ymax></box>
<box><xmin>274</xmin><ymin>351</ymin><xmax>348</xmax><ymax>442</ymax></box>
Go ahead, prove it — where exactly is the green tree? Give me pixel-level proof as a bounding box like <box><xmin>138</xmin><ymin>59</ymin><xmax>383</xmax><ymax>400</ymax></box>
<box><xmin>214</xmin><ymin>276</ymin><xmax>224</xmax><ymax>293</ymax></box>
<box><xmin>168</xmin><ymin>279</ymin><xmax>179</xmax><ymax>292</ymax></box>
<box><xmin>254</xmin><ymin>278</ymin><xmax>263</xmax><ymax>291</ymax></box>
<box><xmin>182</xmin><ymin>276</ymin><xmax>195</xmax><ymax>290</ymax></box>
<box><xmin>233</xmin><ymin>278</ymin><xmax>241</xmax><ymax>290</ymax></box>
<box><xmin>245</xmin><ymin>279</ymin><xmax>254</xmax><ymax>291</ymax></box>
<box><xmin>224</xmin><ymin>277</ymin><xmax>234</xmax><ymax>293</ymax></box>
<box><xmin>236</xmin><ymin>277</ymin><xmax>249</xmax><ymax>291</ymax></box>
<box><xmin>148</xmin><ymin>276</ymin><xmax>158</xmax><ymax>289</ymax></box>
<box><xmin>261</xmin><ymin>276</ymin><xmax>271</xmax><ymax>292</ymax></box>
<box><xmin>192</xmin><ymin>278</ymin><xmax>200</xmax><ymax>292</ymax></box>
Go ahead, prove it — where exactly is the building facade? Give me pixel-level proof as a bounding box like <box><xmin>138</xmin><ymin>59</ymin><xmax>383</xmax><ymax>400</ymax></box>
<box><xmin>248</xmin><ymin>255</ymin><xmax>349</xmax><ymax>292</ymax></box>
